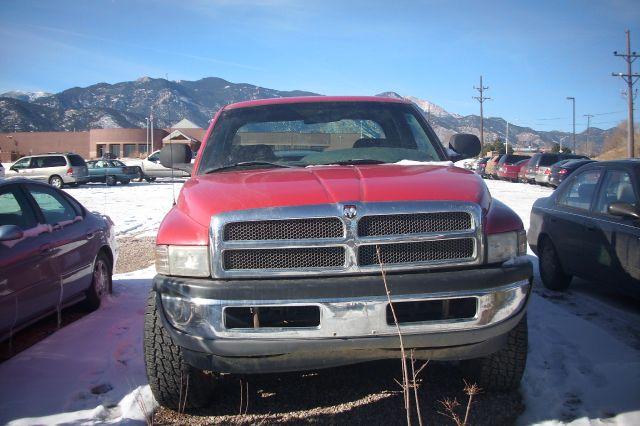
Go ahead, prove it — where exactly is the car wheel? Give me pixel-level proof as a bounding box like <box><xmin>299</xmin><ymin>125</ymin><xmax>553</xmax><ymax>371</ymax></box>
<box><xmin>105</xmin><ymin>175</ymin><xmax>117</xmax><ymax>186</ymax></box>
<box><xmin>145</xmin><ymin>177</ymin><xmax>157</xmax><ymax>183</ymax></box>
<box><xmin>461</xmin><ymin>314</ymin><xmax>528</xmax><ymax>390</ymax></box>
<box><xmin>121</xmin><ymin>179</ymin><xmax>130</xmax><ymax>185</ymax></box>
<box><xmin>49</xmin><ymin>175</ymin><xmax>64</xmax><ymax>189</ymax></box>
<box><xmin>83</xmin><ymin>252</ymin><xmax>112</xmax><ymax>310</ymax></box>
<box><xmin>539</xmin><ymin>237</ymin><xmax>572</xmax><ymax>291</ymax></box>
<box><xmin>134</xmin><ymin>168</ymin><xmax>144</xmax><ymax>182</ymax></box>
<box><xmin>144</xmin><ymin>290</ymin><xmax>216</xmax><ymax>410</ymax></box>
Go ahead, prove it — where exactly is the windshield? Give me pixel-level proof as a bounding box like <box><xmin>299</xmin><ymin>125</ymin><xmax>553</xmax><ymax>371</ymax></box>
<box><xmin>197</xmin><ymin>102</ymin><xmax>444</xmax><ymax>173</ymax></box>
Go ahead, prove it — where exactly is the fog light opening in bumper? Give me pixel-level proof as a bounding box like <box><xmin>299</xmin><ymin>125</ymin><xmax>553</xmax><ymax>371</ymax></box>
<box><xmin>387</xmin><ymin>297</ymin><xmax>477</xmax><ymax>325</ymax></box>
<box><xmin>224</xmin><ymin>306</ymin><xmax>321</xmax><ymax>329</ymax></box>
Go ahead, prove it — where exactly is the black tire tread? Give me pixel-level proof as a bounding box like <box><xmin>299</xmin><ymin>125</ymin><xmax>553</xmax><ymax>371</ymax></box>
<box><xmin>83</xmin><ymin>252</ymin><xmax>111</xmax><ymax>310</ymax></box>
<box><xmin>143</xmin><ymin>290</ymin><xmax>214</xmax><ymax>410</ymax></box>
<box><xmin>463</xmin><ymin>315</ymin><xmax>528</xmax><ymax>391</ymax></box>
<box><xmin>539</xmin><ymin>237</ymin><xmax>572</xmax><ymax>291</ymax></box>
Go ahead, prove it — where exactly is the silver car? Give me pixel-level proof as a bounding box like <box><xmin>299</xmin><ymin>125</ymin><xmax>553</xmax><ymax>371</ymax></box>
<box><xmin>7</xmin><ymin>153</ymin><xmax>90</xmax><ymax>188</ymax></box>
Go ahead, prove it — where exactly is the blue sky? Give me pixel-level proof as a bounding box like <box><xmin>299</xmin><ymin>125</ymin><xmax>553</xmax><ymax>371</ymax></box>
<box><xmin>0</xmin><ymin>0</ymin><xmax>638</xmax><ymax>132</ymax></box>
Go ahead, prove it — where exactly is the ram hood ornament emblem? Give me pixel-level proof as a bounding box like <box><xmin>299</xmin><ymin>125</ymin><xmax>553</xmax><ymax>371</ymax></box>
<box><xmin>343</xmin><ymin>205</ymin><xmax>357</xmax><ymax>219</ymax></box>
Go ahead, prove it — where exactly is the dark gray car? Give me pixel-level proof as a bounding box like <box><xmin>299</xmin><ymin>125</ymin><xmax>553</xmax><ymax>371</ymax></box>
<box><xmin>528</xmin><ymin>159</ymin><xmax>640</xmax><ymax>295</ymax></box>
<box><xmin>0</xmin><ymin>179</ymin><xmax>118</xmax><ymax>341</ymax></box>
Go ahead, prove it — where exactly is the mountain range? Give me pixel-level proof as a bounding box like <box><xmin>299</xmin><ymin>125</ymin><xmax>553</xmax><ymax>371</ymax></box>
<box><xmin>0</xmin><ymin>77</ymin><xmax>614</xmax><ymax>154</ymax></box>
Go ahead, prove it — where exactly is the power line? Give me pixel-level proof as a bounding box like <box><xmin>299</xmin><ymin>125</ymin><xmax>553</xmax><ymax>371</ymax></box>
<box><xmin>473</xmin><ymin>75</ymin><xmax>491</xmax><ymax>147</ymax></box>
<box><xmin>611</xmin><ymin>29</ymin><xmax>639</xmax><ymax>157</ymax></box>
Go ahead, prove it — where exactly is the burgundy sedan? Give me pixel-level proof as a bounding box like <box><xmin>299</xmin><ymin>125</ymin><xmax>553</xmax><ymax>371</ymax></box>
<box><xmin>0</xmin><ymin>179</ymin><xmax>117</xmax><ymax>341</ymax></box>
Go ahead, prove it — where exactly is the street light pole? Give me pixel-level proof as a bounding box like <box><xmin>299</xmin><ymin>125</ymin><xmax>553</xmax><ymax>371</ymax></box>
<box><xmin>566</xmin><ymin>97</ymin><xmax>575</xmax><ymax>153</ymax></box>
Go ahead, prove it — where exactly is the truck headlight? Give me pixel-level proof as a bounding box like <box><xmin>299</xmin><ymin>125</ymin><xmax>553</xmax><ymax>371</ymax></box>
<box><xmin>161</xmin><ymin>294</ymin><xmax>214</xmax><ymax>336</ymax></box>
<box><xmin>487</xmin><ymin>230</ymin><xmax>526</xmax><ymax>263</ymax></box>
<box><xmin>155</xmin><ymin>245</ymin><xmax>210</xmax><ymax>277</ymax></box>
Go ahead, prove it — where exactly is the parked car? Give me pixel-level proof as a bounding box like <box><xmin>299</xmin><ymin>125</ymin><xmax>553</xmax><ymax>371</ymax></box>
<box><xmin>528</xmin><ymin>159</ymin><xmax>639</xmax><ymax>295</ymax></box>
<box><xmin>6</xmin><ymin>153</ymin><xmax>89</xmax><ymax>188</ymax></box>
<box><xmin>548</xmin><ymin>159</ymin><xmax>596</xmax><ymax>188</ymax></box>
<box><xmin>474</xmin><ymin>157</ymin><xmax>490</xmax><ymax>175</ymax></box>
<box><xmin>0</xmin><ymin>179</ymin><xmax>117</xmax><ymax>342</ymax></box>
<box><xmin>496</xmin><ymin>155</ymin><xmax>531</xmax><ymax>182</ymax></box>
<box><xmin>523</xmin><ymin>153</ymin><xmax>589</xmax><ymax>186</ymax></box>
<box><xmin>122</xmin><ymin>150</ymin><xmax>190</xmax><ymax>181</ymax></box>
<box><xmin>144</xmin><ymin>96</ymin><xmax>533</xmax><ymax>410</ymax></box>
<box><xmin>86</xmin><ymin>159</ymin><xmax>137</xmax><ymax>185</ymax></box>
<box><xmin>483</xmin><ymin>154</ymin><xmax>504</xmax><ymax>178</ymax></box>
<box><xmin>517</xmin><ymin>159</ymin><xmax>532</xmax><ymax>183</ymax></box>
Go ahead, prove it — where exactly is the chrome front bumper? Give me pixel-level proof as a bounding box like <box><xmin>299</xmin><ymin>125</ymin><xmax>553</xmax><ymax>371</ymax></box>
<box><xmin>161</xmin><ymin>279</ymin><xmax>530</xmax><ymax>341</ymax></box>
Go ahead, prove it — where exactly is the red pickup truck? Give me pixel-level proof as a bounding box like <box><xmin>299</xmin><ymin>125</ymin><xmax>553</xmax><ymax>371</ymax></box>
<box><xmin>144</xmin><ymin>96</ymin><xmax>532</xmax><ymax>409</ymax></box>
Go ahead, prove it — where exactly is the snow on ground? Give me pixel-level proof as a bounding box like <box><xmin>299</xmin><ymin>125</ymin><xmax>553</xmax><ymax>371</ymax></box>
<box><xmin>0</xmin><ymin>174</ymin><xmax>639</xmax><ymax>425</ymax></box>
<box><xmin>64</xmin><ymin>181</ymin><xmax>183</xmax><ymax>238</ymax></box>
<box><xmin>0</xmin><ymin>267</ymin><xmax>157</xmax><ymax>425</ymax></box>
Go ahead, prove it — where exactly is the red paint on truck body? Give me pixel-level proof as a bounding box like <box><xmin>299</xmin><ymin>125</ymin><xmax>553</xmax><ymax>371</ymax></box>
<box><xmin>158</xmin><ymin>97</ymin><xmax>523</xmax><ymax>245</ymax></box>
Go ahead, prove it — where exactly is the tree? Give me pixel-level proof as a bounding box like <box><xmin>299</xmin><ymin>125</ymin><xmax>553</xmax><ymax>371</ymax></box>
<box><xmin>551</xmin><ymin>143</ymin><xmax>561</xmax><ymax>153</ymax></box>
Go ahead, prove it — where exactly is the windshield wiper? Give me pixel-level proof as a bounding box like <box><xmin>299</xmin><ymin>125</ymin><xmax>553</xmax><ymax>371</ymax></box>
<box><xmin>203</xmin><ymin>161</ymin><xmax>294</xmax><ymax>174</ymax></box>
<box><xmin>318</xmin><ymin>159</ymin><xmax>388</xmax><ymax>166</ymax></box>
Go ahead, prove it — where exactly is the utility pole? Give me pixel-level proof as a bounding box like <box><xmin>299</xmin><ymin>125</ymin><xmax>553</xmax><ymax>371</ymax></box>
<box><xmin>584</xmin><ymin>114</ymin><xmax>594</xmax><ymax>156</ymax></box>
<box><xmin>505</xmin><ymin>121</ymin><xmax>509</xmax><ymax>154</ymax></box>
<box><xmin>566</xmin><ymin>97</ymin><xmax>575</xmax><ymax>152</ymax></box>
<box><xmin>150</xmin><ymin>112</ymin><xmax>154</xmax><ymax>153</ymax></box>
<box><xmin>145</xmin><ymin>117</ymin><xmax>149</xmax><ymax>156</ymax></box>
<box><xmin>612</xmin><ymin>30</ymin><xmax>639</xmax><ymax>158</ymax></box>
<box><xmin>473</xmin><ymin>76</ymin><xmax>491</xmax><ymax>147</ymax></box>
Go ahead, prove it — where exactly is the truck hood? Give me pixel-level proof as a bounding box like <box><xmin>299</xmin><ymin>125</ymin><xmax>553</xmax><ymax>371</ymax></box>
<box><xmin>176</xmin><ymin>164</ymin><xmax>491</xmax><ymax>228</ymax></box>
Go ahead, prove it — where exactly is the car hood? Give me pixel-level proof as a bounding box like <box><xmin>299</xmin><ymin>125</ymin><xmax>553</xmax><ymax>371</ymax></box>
<box><xmin>176</xmin><ymin>164</ymin><xmax>491</xmax><ymax>228</ymax></box>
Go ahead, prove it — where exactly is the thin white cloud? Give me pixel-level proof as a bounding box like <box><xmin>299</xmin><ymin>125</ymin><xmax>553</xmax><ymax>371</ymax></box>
<box><xmin>23</xmin><ymin>23</ymin><xmax>263</xmax><ymax>71</ymax></box>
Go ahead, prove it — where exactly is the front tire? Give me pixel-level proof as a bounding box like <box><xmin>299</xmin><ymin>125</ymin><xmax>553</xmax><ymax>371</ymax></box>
<box><xmin>49</xmin><ymin>175</ymin><xmax>64</xmax><ymax>189</ymax></box>
<box><xmin>144</xmin><ymin>290</ymin><xmax>215</xmax><ymax>410</ymax></box>
<box><xmin>83</xmin><ymin>252</ymin><xmax>112</xmax><ymax>310</ymax></box>
<box><xmin>539</xmin><ymin>237</ymin><xmax>572</xmax><ymax>291</ymax></box>
<box><xmin>462</xmin><ymin>315</ymin><xmax>528</xmax><ymax>391</ymax></box>
<box><xmin>134</xmin><ymin>167</ymin><xmax>144</xmax><ymax>182</ymax></box>
<box><xmin>121</xmin><ymin>179</ymin><xmax>130</xmax><ymax>185</ymax></box>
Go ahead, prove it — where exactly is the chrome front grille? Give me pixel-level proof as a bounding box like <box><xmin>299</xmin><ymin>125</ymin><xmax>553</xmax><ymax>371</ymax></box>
<box><xmin>224</xmin><ymin>218</ymin><xmax>343</xmax><ymax>241</ymax></box>
<box><xmin>223</xmin><ymin>247</ymin><xmax>345</xmax><ymax>270</ymax></box>
<box><xmin>358</xmin><ymin>212</ymin><xmax>472</xmax><ymax>237</ymax></box>
<box><xmin>210</xmin><ymin>202</ymin><xmax>483</xmax><ymax>278</ymax></box>
<box><xmin>358</xmin><ymin>238</ymin><xmax>475</xmax><ymax>266</ymax></box>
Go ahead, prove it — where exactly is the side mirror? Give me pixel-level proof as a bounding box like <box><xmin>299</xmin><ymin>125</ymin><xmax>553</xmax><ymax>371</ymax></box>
<box><xmin>159</xmin><ymin>144</ymin><xmax>193</xmax><ymax>174</ymax></box>
<box><xmin>0</xmin><ymin>225</ymin><xmax>24</xmax><ymax>242</ymax></box>
<box><xmin>448</xmin><ymin>134</ymin><xmax>481</xmax><ymax>160</ymax></box>
<box><xmin>10</xmin><ymin>167</ymin><xmax>17</xmax><ymax>172</ymax></box>
<box><xmin>608</xmin><ymin>202</ymin><xmax>640</xmax><ymax>220</ymax></box>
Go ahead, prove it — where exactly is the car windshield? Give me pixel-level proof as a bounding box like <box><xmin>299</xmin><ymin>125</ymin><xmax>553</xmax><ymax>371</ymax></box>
<box><xmin>197</xmin><ymin>102</ymin><xmax>445</xmax><ymax>174</ymax></box>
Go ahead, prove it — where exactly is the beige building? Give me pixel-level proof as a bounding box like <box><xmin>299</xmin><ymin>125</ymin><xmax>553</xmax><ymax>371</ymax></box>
<box><xmin>0</xmin><ymin>120</ymin><xmax>206</xmax><ymax>162</ymax></box>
